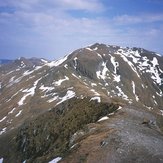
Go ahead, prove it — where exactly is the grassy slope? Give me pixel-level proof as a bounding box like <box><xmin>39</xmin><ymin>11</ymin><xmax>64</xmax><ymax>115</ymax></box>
<box><xmin>0</xmin><ymin>98</ymin><xmax>118</xmax><ymax>163</ymax></box>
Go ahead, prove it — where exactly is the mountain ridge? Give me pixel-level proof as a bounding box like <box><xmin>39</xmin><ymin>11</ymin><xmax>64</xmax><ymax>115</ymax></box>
<box><xmin>1</xmin><ymin>43</ymin><xmax>163</xmax><ymax>131</ymax></box>
<box><xmin>0</xmin><ymin>43</ymin><xmax>163</xmax><ymax>162</ymax></box>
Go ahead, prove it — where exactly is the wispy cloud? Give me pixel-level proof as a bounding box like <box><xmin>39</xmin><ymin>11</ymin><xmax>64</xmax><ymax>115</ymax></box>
<box><xmin>113</xmin><ymin>14</ymin><xmax>163</xmax><ymax>25</ymax></box>
<box><xmin>0</xmin><ymin>0</ymin><xmax>163</xmax><ymax>59</ymax></box>
<box><xmin>0</xmin><ymin>0</ymin><xmax>104</xmax><ymax>12</ymax></box>
<box><xmin>53</xmin><ymin>0</ymin><xmax>105</xmax><ymax>12</ymax></box>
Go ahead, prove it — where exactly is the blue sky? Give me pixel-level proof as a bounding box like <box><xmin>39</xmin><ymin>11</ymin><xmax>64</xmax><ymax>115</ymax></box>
<box><xmin>0</xmin><ymin>0</ymin><xmax>163</xmax><ymax>60</ymax></box>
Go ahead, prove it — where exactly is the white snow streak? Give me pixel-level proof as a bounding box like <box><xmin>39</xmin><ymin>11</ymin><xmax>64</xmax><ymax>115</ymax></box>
<box><xmin>18</xmin><ymin>78</ymin><xmax>41</xmax><ymax>106</ymax></box>
<box><xmin>117</xmin><ymin>106</ymin><xmax>122</xmax><ymax>110</ymax></box>
<box><xmin>0</xmin><ymin>158</ymin><xmax>3</xmax><ymax>163</ymax></box>
<box><xmin>116</xmin><ymin>49</ymin><xmax>140</xmax><ymax>78</ymax></box>
<box><xmin>110</xmin><ymin>55</ymin><xmax>120</xmax><ymax>82</ymax></box>
<box><xmin>72</xmin><ymin>73</ymin><xmax>80</xmax><ymax>79</ymax></box>
<box><xmin>91</xmin><ymin>83</ymin><xmax>97</xmax><ymax>87</ymax></box>
<box><xmin>0</xmin><ymin>116</ymin><xmax>7</xmax><ymax>123</ymax></box>
<box><xmin>160</xmin><ymin>110</ymin><xmax>163</xmax><ymax>116</ymax></box>
<box><xmin>49</xmin><ymin>157</ymin><xmax>62</xmax><ymax>163</ymax></box>
<box><xmin>41</xmin><ymin>59</ymin><xmax>48</xmax><ymax>63</ymax></box>
<box><xmin>98</xmin><ymin>116</ymin><xmax>109</xmax><ymax>122</ymax></box>
<box><xmin>90</xmin><ymin>96</ymin><xmax>101</xmax><ymax>103</ymax></box>
<box><xmin>74</xmin><ymin>57</ymin><xmax>78</xmax><ymax>69</ymax></box>
<box><xmin>116</xmin><ymin>86</ymin><xmax>129</xmax><ymax>101</ymax></box>
<box><xmin>56</xmin><ymin>90</ymin><xmax>75</xmax><ymax>105</ymax></box>
<box><xmin>8</xmin><ymin>108</ymin><xmax>16</xmax><ymax>114</ymax></box>
<box><xmin>93</xmin><ymin>47</ymin><xmax>98</xmax><ymax>51</ymax></box>
<box><xmin>54</xmin><ymin>76</ymin><xmax>69</xmax><ymax>86</ymax></box>
<box><xmin>90</xmin><ymin>89</ymin><xmax>100</xmax><ymax>96</ymax></box>
<box><xmin>86</xmin><ymin>47</ymin><xmax>93</xmax><ymax>51</ymax></box>
<box><xmin>0</xmin><ymin>127</ymin><xmax>7</xmax><ymax>135</ymax></box>
<box><xmin>96</xmin><ymin>61</ymin><xmax>109</xmax><ymax>80</ymax></box>
<box><xmin>48</xmin><ymin>96</ymin><xmax>58</xmax><ymax>103</ymax></box>
<box><xmin>64</xmin><ymin>64</ymin><xmax>68</xmax><ymax>69</ymax></box>
<box><xmin>23</xmin><ymin>66</ymin><xmax>42</xmax><ymax>76</ymax></box>
<box><xmin>40</xmin><ymin>85</ymin><xmax>54</xmax><ymax>92</ymax></box>
<box><xmin>15</xmin><ymin>110</ymin><xmax>22</xmax><ymax>117</ymax></box>
<box><xmin>131</xmin><ymin>81</ymin><xmax>139</xmax><ymax>101</ymax></box>
<box><xmin>47</xmin><ymin>55</ymin><xmax>68</xmax><ymax>67</ymax></box>
<box><xmin>148</xmin><ymin>57</ymin><xmax>163</xmax><ymax>85</ymax></box>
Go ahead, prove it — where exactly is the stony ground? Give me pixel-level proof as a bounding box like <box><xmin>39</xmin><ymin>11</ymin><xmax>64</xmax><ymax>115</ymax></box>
<box><xmin>61</xmin><ymin>106</ymin><xmax>163</xmax><ymax>163</ymax></box>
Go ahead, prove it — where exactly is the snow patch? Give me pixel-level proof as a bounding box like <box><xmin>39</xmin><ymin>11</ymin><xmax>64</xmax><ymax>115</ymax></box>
<box><xmin>54</xmin><ymin>76</ymin><xmax>69</xmax><ymax>86</ymax></box>
<box><xmin>96</xmin><ymin>61</ymin><xmax>109</xmax><ymax>80</ymax></box>
<box><xmin>98</xmin><ymin>116</ymin><xmax>109</xmax><ymax>122</ymax></box>
<box><xmin>9</xmin><ymin>76</ymin><xmax>15</xmax><ymax>83</ymax></box>
<box><xmin>116</xmin><ymin>86</ymin><xmax>129</xmax><ymax>101</ymax></box>
<box><xmin>131</xmin><ymin>81</ymin><xmax>139</xmax><ymax>101</ymax></box>
<box><xmin>70</xmin><ymin>143</ymin><xmax>78</xmax><ymax>149</ymax></box>
<box><xmin>90</xmin><ymin>96</ymin><xmax>101</xmax><ymax>103</ymax></box>
<box><xmin>18</xmin><ymin>78</ymin><xmax>41</xmax><ymax>106</ymax></box>
<box><xmin>160</xmin><ymin>110</ymin><xmax>163</xmax><ymax>116</ymax></box>
<box><xmin>0</xmin><ymin>127</ymin><xmax>7</xmax><ymax>135</ymax></box>
<box><xmin>136</xmin><ymin>56</ymin><xmax>163</xmax><ymax>86</ymax></box>
<box><xmin>6</xmin><ymin>70</ymin><xmax>14</xmax><ymax>75</ymax></box>
<box><xmin>148</xmin><ymin>57</ymin><xmax>163</xmax><ymax>85</ymax></box>
<box><xmin>86</xmin><ymin>47</ymin><xmax>93</xmax><ymax>51</ymax></box>
<box><xmin>91</xmin><ymin>83</ymin><xmax>97</xmax><ymax>87</ymax></box>
<box><xmin>20</xmin><ymin>61</ymin><xmax>26</xmax><ymax>68</ymax></box>
<box><xmin>155</xmin><ymin>53</ymin><xmax>161</xmax><ymax>57</ymax></box>
<box><xmin>73</xmin><ymin>57</ymin><xmax>78</xmax><ymax>69</ymax></box>
<box><xmin>8</xmin><ymin>108</ymin><xmax>16</xmax><ymax>114</ymax></box>
<box><xmin>90</xmin><ymin>89</ymin><xmax>100</xmax><ymax>96</ymax></box>
<box><xmin>7</xmin><ymin>76</ymin><xmax>23</xmax><ymax>87</ymax></box>
<box><xmin>15</xmin><ymin>110</ymin><xmax>22</xmax><ymax>117</ymax></box>
<box><xmin>117</xmin><ymin>106</ymin><xmax>122</xmax><ymax>110</ymax></box>
<box><xmin>133</xmin><ymin>50</ymin><xmax>141</xmax><ymax>57</ymax></box>
<box><xmin>154</xmin><ymin>100</ymin><xmax>157</xmax><ymax>105</ymax></box>
<box><xmin>49</xmin><ymin>157</ymin><xmax>62</xmax><ymax>163</ymax></box>
<box><xmin>110</xmin><ymin>55</ymin><xmax>120</xmax><ymax>82</ymax></box>
<box><xmin>23</xmin><ymin>66</ymin><xmax>42</xmax><ymax>76</ymax></box>
<box><xmin>41</xmin><ymin>59</ymin><xmax>48</xmax><ymax>63</ymax></box>
<box><xmin>114</xmin><ymin>75</ymin><xmax>120</xmax><ymax>82</ymax></box>
<box><xmin>0</xmin><ymin>158</ymin><xmax>3</xmax><ymax>163</ymax></box>
<box><xmin>56</xmin><ymin>90</ymin><xmax>75</xmax><ymax>105</ymax></box>
<box><xmin>72</xmin><ymin>73</ymin><xmax>80</xmax><ymax>79</ymax></box>
<box><xmin>48</xmin><ymin>96</ymin><xmax>58</xmax><ymax>103</ymax></box>
<box><xmin>141</xmin><ymin>84</ymin><xmax>145</xmax><ymax>88</ymax></box>
<box><xmin>156</xmin><ymin>91</ymin><xmax>163</xmax><ymax>97</ymax></box>
<box><xmin>64</xmin><ymin>64</ymin><xmax>68</xmax><ymax>69</ymax></box>
<box><xmin>108</xmin><ymin>112</ymin><xmax>114</xmax><ymax>116</ymax></box>
<box><xmin>40</xmin><ymin>85</ymin><xmax>54</xmax><ymax>92</ymax></box>
<box><xmin>93</xmin><ymin>47</ymin><xmax>98</xmax><ymax>51</ymax></box>
<box><xmin>116</xmin><ymin>49</ymin><xmax>140</xmax><ymax>78</ymax></box>
<box><xmin>47</xmin><ymin>55</ymin><xmax>68</xmax><ymax>67</ymax></box>
<box><xmin>0</xmin><ymin>116</ymin><xmax>7</xmax><ymax>123</ymax></box>
<box><xmin>97</xmin><ymin>53</ymin><xmax>102</xmax><ymax>58</ymax></box>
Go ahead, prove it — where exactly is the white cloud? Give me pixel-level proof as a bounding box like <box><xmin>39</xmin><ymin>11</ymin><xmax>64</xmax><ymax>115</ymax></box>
<box><xmin>0</xmin><ymin>0</ymin><xmax>104</xmax><ymax>12</ymax></box>
<box><xmin>113</xmin><ymin>14</ymin><xmax>163</xmax><ymax>25</ymax></box>
<box><xmin>0</xmin><ymin>0</ymin><xmax>163</xmax><ymax>59</ymax></box>
<box><xmin>0</xmin><ymin>0</ymin><xmax>39</xmax><ymax>10</ymax></box>
<box><xmin>54</xmin><ymin>0</ymin><xmax>104</xmax><ymax>12</ymax></box>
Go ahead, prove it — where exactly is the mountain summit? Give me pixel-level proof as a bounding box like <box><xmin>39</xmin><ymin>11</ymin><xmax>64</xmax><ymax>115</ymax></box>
<box><xmin>0</xmin><ymin>43</ymin><xmax>163</xmax><ymax>162</ymax></box>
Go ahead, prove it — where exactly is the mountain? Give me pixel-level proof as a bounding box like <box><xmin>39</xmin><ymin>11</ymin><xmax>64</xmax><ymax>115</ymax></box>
<box><xmin>0</xmin><ymin>43</ymin><xmax>163</xmax><ymax>163</ymax></box>
<box><xmin>0</xmin><ymin>59</ymin><xmax>13</xmax><ymax>65</ymax></box>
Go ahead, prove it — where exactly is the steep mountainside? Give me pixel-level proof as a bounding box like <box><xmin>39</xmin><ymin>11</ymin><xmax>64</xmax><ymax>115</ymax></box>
<box><xmin>0</xmin><ymin>43</ymin><xmax>163</xmax><ymax>162</ymax></box>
